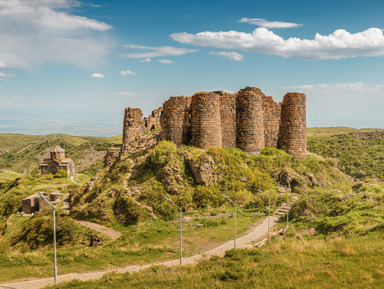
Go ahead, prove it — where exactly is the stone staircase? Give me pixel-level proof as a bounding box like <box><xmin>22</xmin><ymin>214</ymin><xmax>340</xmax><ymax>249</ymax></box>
<box><xmin>273</xmin><ymin>202</ymin><xmax>291</xmax><ymax>217</ymax></box>
<box><xmin>61</xmin><ymin>193</ymin><xmax>70</xmax><ymax>214</ymax></box>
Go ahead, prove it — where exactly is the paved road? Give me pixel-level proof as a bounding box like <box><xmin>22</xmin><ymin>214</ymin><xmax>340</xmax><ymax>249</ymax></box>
<box><xmin>0</xmin><ymin>216</ymin><xmax>280</xmax><ymax>289</ymax></box>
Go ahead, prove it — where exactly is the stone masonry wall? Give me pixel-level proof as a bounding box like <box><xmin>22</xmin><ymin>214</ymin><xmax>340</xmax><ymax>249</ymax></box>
<box><xmin>122</xmin><ymin>86</ymin><xmax>307</xmax><ymax>159</ymax></box>
<box><xmin>161</xmin><ymin>96</ymin><xmax>192</xmax><ymax>145</ymax></box>
<box><xmin>278</xmin><ymin>93</ymin><xmax>307</xmax><ymax>159</ymax></box>
<box><xmin>217</xmin><ymin>91</ymin><xmax>237</xmax><ymax>148</ymax></box>
<box><xmin>262</xmin><ymin>95</ymin><xmax>281</xmax><ymax>148</ymax></box>
<box><xmin>236</xmin><ymin>87</ymin><xmax>265</xmax><ymax>155</ymax></box>
<box><xmin>191</xmin><ymin>92</ymin><xmax>222</xmax><ymax>148</ymax></box>
<box><xmin>122</xmin><ymin>108</ymin><xmax>144</xmax><ymax>148</ymax></box>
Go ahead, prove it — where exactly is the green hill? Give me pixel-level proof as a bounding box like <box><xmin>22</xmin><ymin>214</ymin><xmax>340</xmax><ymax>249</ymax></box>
<box><xmin>307</xmin><ymin>128</ymin><xmax>384</xmax><ymax>181</ymax></box>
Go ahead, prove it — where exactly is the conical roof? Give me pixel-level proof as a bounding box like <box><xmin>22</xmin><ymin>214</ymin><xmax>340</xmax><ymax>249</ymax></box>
<box><xmin>51</xmin><ymin>146</ymin><xmax>65</xmax><ymax>153</ymax></box>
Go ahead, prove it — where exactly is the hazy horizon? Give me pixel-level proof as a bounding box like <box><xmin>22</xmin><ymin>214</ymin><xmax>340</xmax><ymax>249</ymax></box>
<box><xmin>2</xmin><ymin>0</ymin><xmax>384</xmax><ymax>134</ymax></box>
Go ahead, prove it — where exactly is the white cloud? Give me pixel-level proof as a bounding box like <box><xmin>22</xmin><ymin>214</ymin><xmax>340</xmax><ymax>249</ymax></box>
<box><xmin>120</xmin><ymin>70</ymin><xmax>136</xmax><ymax>76</ymax></box>
<box><xmin>140</xmin><ymin>58</ymin><xmax>152</xmax><ymax>62</ymax></box>
<box><xmin>90</xmin><ymin>73</ymin><xmax>105</xmax><ymax>78</ymax></box>
<box><xmin>171</xmin><ymin>27</ymin><xmax>384</xmax><ymax>60</ymax></box>
<box><xmin>239</xmin><ymin>18</ymin><xmax>302</xmax><ymax>29</ymax></box>
<box><xmin>158</xmin><ymin>59</ymin><xmax>173</xmax><ymax>64</ymax></box>
<box><xmin>121</xmin><ymin>44</ymin><xmax>198</xmax><ymax>59</ymax></box>
<box><xmin>0</xmin><ymin>72</ymin><xmax>15</xmax><ymax>80</ymax></box>
<box><xmin>0</xmin><ymin>0</ymin><xmax>113</xmax><ymax>69</ymax></box>
<box><xmin>209</xmin><ymin>51</ymin><xmax>244</xmax><ymax>61</ymax></box>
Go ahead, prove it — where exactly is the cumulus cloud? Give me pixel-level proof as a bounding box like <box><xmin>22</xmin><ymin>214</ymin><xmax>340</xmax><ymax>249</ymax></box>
<box><xmin>209</xmin><ymin>51</ymin><xmax>244</xmax><ymax>61</ymax></box>
<box><xmin>120</xmin><ymin>70</ymin><xmax>136</xmax><ymax>76</ymax></box>
<box><xmin>158</xmin><ymin>59</ymin><xmax>173</xmax><ymax>64</ymax></box>
<box><xmin>171</xmin><ymin>27</ymin><xmax>384</xmax><ymax>60</ymax></box>
<box><xmin>121</xmin><ymin>45</ymin><xmax>198</xmax><ymax>59</ymax></box>
<box><xmin>0</xmin><ymin>72</ymin><xmax>15</xmax><ymax>80</ymax></box>
<box><xmin>90</xmin><ymin>73</ymin><xmax>105</xmax><ymax>78</ymax></box>
<box><xmin>0</xmin><ymin>0</ymin><xmax>113</xmax><ymax>69</ymax></box>
<box><xmin>239</xmin><ymin>18</ymin><xmax>302</xmax><ymax>29</ymax></box>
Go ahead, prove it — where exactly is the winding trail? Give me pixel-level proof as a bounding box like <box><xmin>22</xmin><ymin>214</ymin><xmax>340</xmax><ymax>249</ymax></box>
<box><xmin>0</xmin><ymin>215</ymin><xmax>282</xmax><ymax>289</ymax></box>
<box><xmin>75</xmin><ymin>220</ymin><xmax>122</xmax><ymax>241</ymax></box>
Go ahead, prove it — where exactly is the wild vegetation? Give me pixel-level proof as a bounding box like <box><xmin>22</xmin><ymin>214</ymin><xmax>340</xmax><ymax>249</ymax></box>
<box><xmin>1</xmin><ymin>128</ymin><xmax>384</xmax><ymax>287</ymax></box>
<box><xmin>307</xmin><ymin>127</ymin><xmax>384</xmax><ymax>181</ymax></box>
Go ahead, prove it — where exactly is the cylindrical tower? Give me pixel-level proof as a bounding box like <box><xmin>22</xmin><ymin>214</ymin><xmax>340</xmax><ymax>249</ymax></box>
<box><xmin>278</xmin><ymin>93</ymin><xmax>307</xmax><ymax>159</ymax></box>
<box><xmin>217</xmin><ymin>91</ymin><xmax>237</xmax><ymax>148</ymax></box>
<box><xmin>191</xmin><ymin>92</ymin><xmax>222</xmax><ymax>148</ymax></box>
<box><xmin>122</xmin><ymin>107</ymin><xmax>143</xmax><ymax>148</ymax></box>
<box><xmin>161</xmin><ymin>96</ymin><xmax>191</xmax><ymax>145</ymax></box>
<box><xmin>236</xmin><ymin>87</ymin><xmax>265</xmax><ymax>155</ymax></box>
<box><xmin>262</xmin><ymin>95</ymin><xmax>281</xmax><ymax>148</ymax></box>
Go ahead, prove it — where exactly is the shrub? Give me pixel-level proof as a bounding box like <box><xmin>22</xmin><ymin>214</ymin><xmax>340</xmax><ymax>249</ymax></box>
<box><xmin>54</xmin><ymin>169</ymin><xmax>68</xmax><ymax>178</ymax></box>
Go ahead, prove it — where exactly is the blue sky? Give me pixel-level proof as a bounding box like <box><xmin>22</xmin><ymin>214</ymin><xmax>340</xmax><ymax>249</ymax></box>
<box><xmin>1</xmin><ymin>0</ymin><xmax>384</xmax><ymax>136</ymax></box>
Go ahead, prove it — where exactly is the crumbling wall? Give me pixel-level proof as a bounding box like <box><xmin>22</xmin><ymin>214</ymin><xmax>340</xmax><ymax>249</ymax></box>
<box><xmin>161</xmin><ymin>97</ymin><xmax>191</xmax><ymax>145</ymax></box>
<box><xmin>143</xmin><ymin>108</ymin><xmax>162</xmax><ymax>131</ymax></box>
<box><xmin>191</xmin><ymin>92</ymin><xmax>222</xmax><ymax>148</ymax></box>
<box><xmin>217</xmin><ymin>91</ymin><xmax>237</xmax><ymax>148</ymax></box>
<box><xmin>236</xmin><ymin>87</ymin><xmax>265</xmax><ymax>155</ymax></box>
<box><xmin>105</xmin><ymin>145</ymin><xmax>122</xmax><ymax>166</ymax></box>
<box><xmin>262</xmin><ymin>96</ymin><xmax>281</xmax><ymax>148</ymax></box>
<box><xmin>278</xmin><ymin>93</ymin><xmax>307</xmax><ymax>159</ymax></box>
<box><xmin>122</xmin><ymin>108</ymin><xmax>144</xmax><ymax>148</ymax></box>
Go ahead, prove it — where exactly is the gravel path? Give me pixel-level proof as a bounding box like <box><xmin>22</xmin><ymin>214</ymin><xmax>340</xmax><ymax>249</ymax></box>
<box><xmin>75</xmin><ymin>220</ymin><xmax>122</xmax><ymax>241</ymax></box>
<box><xmin>0</xmin><ymin>216</ymin><xmax>280</xmax><ymax>289</ymax></box>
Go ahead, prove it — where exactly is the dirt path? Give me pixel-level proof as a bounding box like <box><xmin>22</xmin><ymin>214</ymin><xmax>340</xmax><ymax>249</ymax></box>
<box><xmin>75</xmin><ymin>220</ymin><xmax>122</xmax><ymax>241</ymax></box>
<box><xmin>0</xmin><ymin>215</ymin><xmax>281</xmax><ymax>289</ymax></box>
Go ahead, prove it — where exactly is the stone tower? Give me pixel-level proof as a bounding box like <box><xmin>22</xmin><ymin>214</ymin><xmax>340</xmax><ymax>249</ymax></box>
<box><xmin>161</xmin><ymin>96</ymin><xmax>191</xmax><ymax>146</ymax></box>
<box><xmin>122</xmin><ymin>108</ymin><xmax>144</xmax><ymax>149</ymax></box>
<box><xmin>278</xmin><ymin>93</ymin><xmax>307</xmax><ymax>159</ymax></box>
<box><xmin>236</xmin><ymin>87</ymin><xmax>265</xmax><ymax>155</ymax></box>
<box><xmin>191</xmin><ymin>92</ymin><xmax>222</xmax><ymax>148</ymax></box>
<box><xmin>50</xmin><ymin>146</ymin><xmax>65</xmax><ymax>162</ymax></box>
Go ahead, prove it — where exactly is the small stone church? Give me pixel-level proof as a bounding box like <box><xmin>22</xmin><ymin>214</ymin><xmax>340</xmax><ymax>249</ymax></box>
<box><xmin>41</xmin><ymin>146</ymin><xmax>75</xmax><ymax>176</ymax></box>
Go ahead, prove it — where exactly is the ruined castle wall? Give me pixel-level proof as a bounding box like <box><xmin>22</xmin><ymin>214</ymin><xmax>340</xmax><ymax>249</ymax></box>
<box><xmin>262</xmin><ymin>96</ymin><xmax>281</xmax><ymax>148</ymax></box>
<box><xmin>218</xmin><ymin>92</ymin><xmax>237</xmax><ymax>148</ymax></box>
<box><xmin>161</xmin><ymin>97</ymin><xmax>191</xmax><ymax>146</ymax></box>
<box><xmin>191</xmin><ymin>92</ymin><xmax>222</xmax><ymax>148</ymax></box>
<box><xmin>143</xmin><ymin>108</ymin><xmax>162</xmax><ymax>131</ymax></box>
<box><xmin>236</xmin><ymin>87</ymin><xmax>265</xmax><ymax>155</ymax></box>
<box><xmin>122</xmin><ymin>108</ymin><xmax>144</xmax><ymax>148</ymax></box>
<box><xmin>278</xmin><ymin>93</ymin><xmax>307</xmax><ymax>159</ymax></box>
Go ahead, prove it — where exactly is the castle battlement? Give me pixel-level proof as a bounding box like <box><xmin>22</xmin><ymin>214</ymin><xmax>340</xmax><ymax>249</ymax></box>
<box><xmin>121</xmin><ymin>86</ymin><xmax>307</xmax><ymax>159</ymax></box>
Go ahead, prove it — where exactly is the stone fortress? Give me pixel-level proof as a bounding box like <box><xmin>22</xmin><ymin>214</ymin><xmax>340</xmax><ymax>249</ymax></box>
<box><xmin>115</xmin><ymin>86</ymin><xmax>306</xmax><ymax>160</ymax></box>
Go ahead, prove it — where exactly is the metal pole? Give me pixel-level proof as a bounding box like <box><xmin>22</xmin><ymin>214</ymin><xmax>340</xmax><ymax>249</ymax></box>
<box><xmin>234</xmin><ymin>204</ymin><xmax>236</xmax><ymax>249</ymax></box>
<box><xmin>37</xmin><ymin>193</ymin><xmax>57</xmax><ymax>285</ymax></box>
<box><xmin>222</xmin><ymin>194</ymin><xmax>237</xmax><ymax>249</ymax></box>
<box><xmin>287</xmin><ymin>190</ymin><xmax>289</xmax><ymax>228</ymax></box>
<box><xmin>165</xmin><ymin>197</ymin><xmax>182</xmax><ymax>265</ymax></box>
<box><xmin>53</xmin><ymin>207</ymin><xmax>57</xmax><ymax>285</ymax></box>
<box><xmin>179</xmin><ymin>209</ymin><xmax>182</xmax><ymax>265</ymax></box>
<box><xmin>268</xmin><ymin>197</ymin><xmax>271</xmax><ymax>235</ymax></box>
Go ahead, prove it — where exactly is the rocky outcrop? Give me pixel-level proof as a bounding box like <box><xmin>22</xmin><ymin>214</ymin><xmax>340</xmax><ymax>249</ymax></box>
<box><xmin>278</xmin><ymin>169</ymin><xmax>307</xmax><ymax>192</ymax></box>
<box><xmin>187</xmin><ymin>156</ymin><xmax>217</xmax><ymax>186</ymax></box>
<box><xmin>160</xmin><ymin>164</ymin><xmax>185</xmax><ymax>194</ymax></box>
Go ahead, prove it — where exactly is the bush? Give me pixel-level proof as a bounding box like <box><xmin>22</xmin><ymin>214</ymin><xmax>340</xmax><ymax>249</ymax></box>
<box><xmin>54</xmin><ymin>169</ymin><xmax>68</xmax><ymax>178</ymax></box>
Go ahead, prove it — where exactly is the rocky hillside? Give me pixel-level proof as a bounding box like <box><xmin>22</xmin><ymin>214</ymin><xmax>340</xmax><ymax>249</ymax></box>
<box><xmin>71</xmin><ymin>129</ymin><xmax>354</xmax><ymax>226</ymax></box>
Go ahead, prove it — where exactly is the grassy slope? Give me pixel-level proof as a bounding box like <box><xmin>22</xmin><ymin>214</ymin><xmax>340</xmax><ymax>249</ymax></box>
<box><xmin>0</xmin><ymin>133</ymin><xmax>121</xmax><ymax>174</ymax></box>
<box><xmin>307</xmin><ymin>128</ymin><xmax>384</xmax><ymax>180</ymax></box>
<box><xmin>49</xmin><ymin>232</ymin><xmax>384</xmax><ymax>289</ymax></box>
<box><xmin>0</xmin><ymin>132</ymin><xmax>354</xmax><ymax>282</ymax></box>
